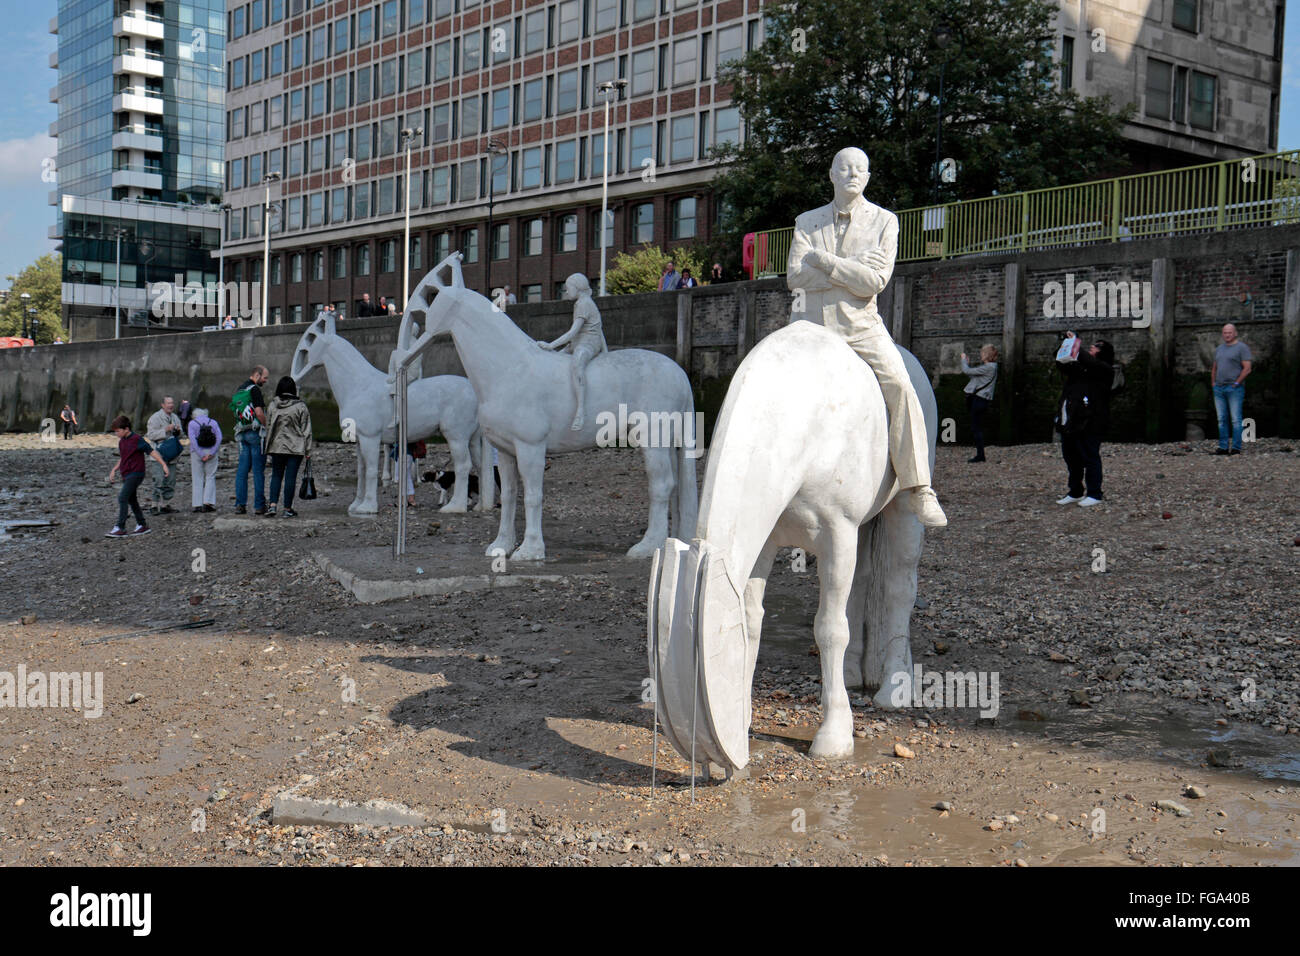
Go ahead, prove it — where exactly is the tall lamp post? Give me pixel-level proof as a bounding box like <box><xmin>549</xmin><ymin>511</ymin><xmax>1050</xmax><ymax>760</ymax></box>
<box><xmin>262</xmin><ymin>171</ymin><xmax>281</xmax><ymax>326</ymax></box>
<box><xmin>218</xmin><ymin>201</ymin><xmax>232</xmax><ymax>322</ymax></box>
<box><xmin>932</xmin><ymin>25</ymin><xmax>960</xmax><ymax>205</ymax></box>
<box><xmin>19</xmin><ymin>293</ymin><xmax>30</xmax><ymax>339</ymax></box>
<box><xmin>484</xmin><ymin>138</ymin><xmax>506</xmax><ymax>300</ymax></box>
<box><xmin>596</xmin><ymin>78</ymin><xmax>628</xmax><ymax>297</ymax></box>
<box><xmin>28</xmin><ymin>309</ymin><xmax>39</xmax><ymax>344</ymax></box>
<box><xmin>400</xmin><ymin>125</ymin><xmax>424</xmax><ymax>308</ymax></box>
<box><xmin>110</xmin><ymin>228</ymin><xmax>127</xmax><ymax>339</ymax></box>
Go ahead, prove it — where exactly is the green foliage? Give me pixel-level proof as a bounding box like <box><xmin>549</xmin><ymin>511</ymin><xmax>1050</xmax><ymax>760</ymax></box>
<box><xmin>1</xmin><ymin>253</ymin><xmax>65</xmax><ymax>343</ymax></box>
<box><xmin>711</xmin><ymin>0</ymin><xmax>1133</xmax><ymax>254</ymax></box>
<box><xmin>604</xmin><ymin>244</ymin><xmax>707</xmax><ymax>295</ymax></box>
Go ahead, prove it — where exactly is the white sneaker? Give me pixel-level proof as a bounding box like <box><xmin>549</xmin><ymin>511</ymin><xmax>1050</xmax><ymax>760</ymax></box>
<box><xmin>909</xmin><ymin>486</ymin><xmax>948</xmax><ymax>528</ymax></box>
<box><xmin>1078</xmin><ymin>496</ymin><xmax>1103</xmax><ymax>507</ymax></box>
<box><xmin>1056</xmin><ymin>495</ymin><xmax>1083</xmax><ymax>505</ymax></box>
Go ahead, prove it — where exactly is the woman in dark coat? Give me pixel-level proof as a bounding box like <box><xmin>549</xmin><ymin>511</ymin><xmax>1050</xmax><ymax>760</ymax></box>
<box><xmin>1056</xmin><ymin>335</ymin><xmax>1114</xmax><ymax>506</ymax></box>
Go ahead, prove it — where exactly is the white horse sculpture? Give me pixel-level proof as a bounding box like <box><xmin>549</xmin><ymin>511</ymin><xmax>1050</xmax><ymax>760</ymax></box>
<box><xmin>290</xmin><ymin>311</ymin><xmax>488</xmax><ymax>515</ymax></box>
<box><xmin>649</xmin><ymin>319</ymin><xmax>937</xmax><ymax>774</ymax></box>
<box><xmin>398</xmin><ymin>254</ymin><xmax>698</xmax><ymax>560</ymax></box>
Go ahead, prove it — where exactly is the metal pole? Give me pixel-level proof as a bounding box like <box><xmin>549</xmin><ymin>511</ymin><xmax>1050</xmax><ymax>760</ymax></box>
<box><xmin>600</xmin><ymin>92</ymin><xmax>611</xmax><ymax>297</ymax></box>
<box><xmin>933</xmin><ymin>58</ymin><xmax>946</xmax><ymax>205</ymax></box>
<box><xmin>262</xmin><ymin>182</ymin><xmax>272</xmax><ymax>326</ymax></box>
<box><xmin>486</xmin><ymin>158</ymin><xmax>495</xmax><ymax>300</ymax></box>
<box><xmin>114</xmin><ymin>230</ymin><xmax>122</xmax><ymax>339</ymax></box>
<box><xmin>403</xmin><ymin>139</ymin><xmax>411</xmax><ymax>308</ymax></box>
<box><xmin>218</xmin><ymin>204</ymin><xmax>227</xmax><ymax>322</ymax></box>
<box><xmin>393</xmin><ymin>364</ymin><xmax>409</xmax><ymax>557</ymax></box>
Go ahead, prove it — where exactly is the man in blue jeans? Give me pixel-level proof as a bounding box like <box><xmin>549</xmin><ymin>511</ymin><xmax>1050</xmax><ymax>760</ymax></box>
<box><xmin>234</xmin><ymin>365</ymin><xmax>270</xmax><ymax>513</ymax></box>
<box><xmin>1212</xmin><ymin>324</ymin><xmax>1252</xmax><ymax>456</ymax></box>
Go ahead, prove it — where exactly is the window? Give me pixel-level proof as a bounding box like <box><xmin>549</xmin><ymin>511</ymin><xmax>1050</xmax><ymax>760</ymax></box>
<box><xmin>520</xmin><ymin>147</ymin><xmax>543</xmax><ymax>188</ymax></box>
<box><xmin>523</xmin><ymin>218</ymin><xmax>542</xmax><ymax>255</ymax></box>
<box><xmin>270</xmin><ymin>43</ymin><xmax>284</xmax><ymax>75</ymax></box>
<box><xmin>377</xmin><ymin>178</ymin><xmax>396</xmax><ymax>215</ymax></box>
<box><xmin>379</xmin><ymin>118</ymin><xmax>397</xmax><ymax>156</ymax></box>
<box><xmin>381</xmin><ymin>0</ymin><xmax>399</xmax><ymax>37</ymax></box>
<box><xmin>356</xmin><ymin>66</ymin><xmax>372</xmax><ymax>104</ymax></box>
<box><xmin>524</xmin><ymin>10</ymin><xmax>546</xmax><ymax>53</ymax></box>
<box><xmin>556</xmin><ymin>70</ymin><xmax>579</xmax><ymax>113</ymax></box>
<box><xmin>633</xmin><ymin>202</ymin><xmax>653</xmax><ymax>244</ymax></box>
<box><xmin>289</xmin><ymin>142</ymin><xmax>305</xmax><ymax>176</ymax></box>
<box><xmin>558</xmin><ymin>1</ymin><xmax>580</xmax><ymax>42</ymax></box>
<box><xmin>311</xmin><ymin>82</ymin><xmax>326</xmax><ymax>117</ymax></box>
<box><xmin>434</xmin><ymin>40</ymin><xmax>452</xmax><ymax>80</ymax></box>
<box><xmin>491</xmin><ymin>223</ymin><xmax>509</xmax><ymax>259</ymax></box>
<box><xmin>673</xmin><ymin>39</ymin><xmax>697</xmax><ymax>86</ymax></box>
<box><xmin>380</xmin><ymin>239</ymin><xmax>396</xmax><ymax>272</ymax></box>
<box><xmin>311</xmin><ymin>249</ymin><xmax>325</xmax><ymax>279</ymax></box>
<box><xmin>311</xmin><ymin>26</ymin><xmax>326</xmax><ymax>63</ymax></box>
<box><xmin>310</xmin><ymin>137</ymin><xmax>325</xmax><ymax>172</ymax></box>
<box><xmin>407</xmin><ymin>49</ymin><xmax>426</xmax><ymax>87</ymax></box>
<box><xmin>670</xmin><ymin>116</ymin><xmax>694</xmax><ymax>163</ymax></box>
<box><xmin>331</xmin><ymin>246</ymin><xmax>347</xmax><ymax>278</ymax></box>
<box><xmin>430</xmin><ymin>167</ymin><xmax>449</xmax><ymax>204</ymax></box>
<box><xmin>410</xmin><ymin>236</ymin><xmax>422</xmax><ymax>270</ymax></box>
<box><xmin>557</xmin><ymin>213</ymin><xmax>578</xmax><ymax>252</ymax></box>
<box><xmin>431</xmin><ymin>104</ymin><xmax>451</xmax><ymax>142</ymax></box>
<box><xmin>463</xmin><ymin>96</ymin><xmax>481</xmax><ymax>135</ymax></box>
<box><xmin>271</xmin><ymin>255</ymin><xmax>282</xmax><ymax>284</ymax></box>
<box><xmin>592</xmin><ymin>58</ymin><xmax>617</xmax><ymax>101</ymax></box>
<box><xmin>590</xmin><ymin>132</ymin><xmax>610</xmax><ymax>176</ymax></box>
<box><xmin>433</xmin><ymin>231</ymin><xmax>451</xmax><ymax>261</ymax></box>
<box><xmin>355</xmin><ymin>182</ymin><xmax>371</xmax><ymax>218</ymax></box>
<box><xmin>522</xmin><ymin>79</ymin><xmax>545</xmax><ymax>121</ymax></box>
<box><xmin>251</xmin><ymin>50</ymin><xmax>265</xmax><ymax>83</ymax></box>
<box><xmin>555</xmin><ymin>140</ymin><xmax>577</xmax><ymax>182</ymax></box>
<box><xmin>356</xmin><ymin>124</ymin><xmax>373</xmax><ymax>161</ymax></box>
<box><xmin>716</xmin><ymin>25</ymin><xmax>743</xmax><ymax>71</ymax></box>
<box><xmin>463</xmin><ymin>31</ymin><xmax>482</xmax><ymax>72</ymax></box>
<box><xmin>630</xmin><ymin>123</ymin><xmax>653</xmax><ymax>169</ymax></box>
<box><xmin>523</xmin><ymin>284</ymin><xmax>542</xmax><ymax>303</ymax></box>
<box><xmin>1145</xmin><ymin>59</ymin><xmax>1173</xmax><ymax>120</ymax></box>
<box><xmin>715</xmin><ymin>107</ymin><xmax>741</xmax><ymax>148</ymax></box>
<box><xmin>291</xmin><ymin>252</ymin><xmax>304</xmax><ymax>282</ymax></box>
<box><xmin>358</xmin><ymin>7</ymin><xmax>374</xmax><ymax>44</ymax></box>
<box><xmin>380</xmin><ymin>58</ymin><xmax>397</xmax><ymax>97</ymax></box>
<box><xmin>334</xmin><ymin>17</ymin><xmax>349</xmax><ymax>54</ymax></box>
<box><xmin>309</xmin><ymin>193</ymin><xmax>325</xmax><ymax>227</ymax></box>
<box><xmin>492</xmin><ymin>89</ymin><xmax>510</xmax><ymax>128</ymax></box>
<box><xmin>490</xmin><ymin>152</ymin><xmax>509</xmax><ymax>194</ymax></box>
<box><xmin>491</xmin><ymin>22</ymin><xmax>513</xmax><ymax>63</ymax></box>
<box><xmin>631</xmin><ymin>49</ymin><xmax>655</xmax><ymax>95</ymax></box>
<box><xmin>1060</xmin><ymin>36</ymin><xmax>1074</xmax><ymax>91</ymax></box>
<box><xmin>1172</xmin><ymin>0</ymin><xmax>1198</xmax><ymax>33</ymax></box>
<box><xmin>330</xmin><ymin>187</ymin><xmax>347</xmax><ymax>225</ymax></box>
<box><xmin>1174</xmin><ymin>66</ymin><xmax>1188</xmax><ymax>122</ymax></box>
<box><xmin>1190</xmin><ymin>71</ymin><xmax>1216</xmax><ymax>129</ymax></box>
<box><xmin>290</xmin><ymin>34</ymin><xmax>305</xmax><ymax>68</ymax></box>
<box><xmin>289</xmin><ymin>88</ymin><xmax>305</xmax><ymax>123</ymax></box>
<box><xmin>356</xmin><ymin>245</ymin><xmax>371</xmax><ymax>275</ymax></box>
<box><xmin>462</xmin><ymin>228</ymin><xmax>479</xmax><ymax>263</ymax></box>
<box><xmin>331</xmin><ymin>74</ymin><xmax>349</xmax><ymax>111</ymax></box>
<box><xmin>408</xmin><ymin>0</ymin><xmax>426</xmax><ymax>27</ymax></box>
<box><xmin>672</xmin><ymin>197</ymin><xmax>696</xmax><ymax>239</ymax></box>
<box><xmin>633</xmin><ymin>0</ymin><xmax>655</xmax><ymax>21</ymax></box>
<box><xmin>459</xmin><ymin>160</ymin><xmax>478</xmax><ymax>200</ymax></box>
<box><xmin>594</xmin><ymin>0</ymin><xmax>618</xmax><ymax>32</ymax></box>
<box><xmin>290</xmin><ymin>304</ymin><xmax>303</xmax><ymax>324</ymax></box>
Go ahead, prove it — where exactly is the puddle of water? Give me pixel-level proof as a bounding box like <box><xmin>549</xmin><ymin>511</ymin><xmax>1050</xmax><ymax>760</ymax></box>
<box><xmin>107</xmin><ymin>739</ymin><xmax>202</xmax><ymax>799</ymax></box>
<box><xmin>1009</xmin><ymin>695</ymin><xmax>1300</xmax><ymax>782</ymax></box>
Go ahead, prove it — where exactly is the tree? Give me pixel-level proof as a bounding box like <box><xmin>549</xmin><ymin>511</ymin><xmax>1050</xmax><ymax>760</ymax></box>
<box><xmin>1</xmin><ymin>253</ymin><xmax>65</xmax><ymax>343</ymax></box>
<box><xmin>711</xmin><ymin>0</ymin><xmax>1132</xmax><ymax>254</ymax></box>
<box><xmin>604</xmin><ymin>244</ymin><xmax>706</xmax><ymax>295</ymax></box>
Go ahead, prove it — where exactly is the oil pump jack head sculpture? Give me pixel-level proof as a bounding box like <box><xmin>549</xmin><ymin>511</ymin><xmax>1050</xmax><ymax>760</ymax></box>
<box><xmin>291</xmin><ymin>309</ymin><xmax>338</xmax><ymax>383</ymax></box>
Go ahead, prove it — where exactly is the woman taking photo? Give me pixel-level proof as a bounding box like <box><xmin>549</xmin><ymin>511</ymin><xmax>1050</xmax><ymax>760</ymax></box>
<box><xmin>960</xmin><ymin>345</ymin><xmax>999</xmax><ymax>463</ymax></box>
<box><xmin>263</xmin><ymin>376</ymin><xmax>313</xmax><ymax>517</ymax></box>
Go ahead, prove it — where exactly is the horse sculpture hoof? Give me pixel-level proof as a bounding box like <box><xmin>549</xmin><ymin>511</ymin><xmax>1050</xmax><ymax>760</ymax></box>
<box><xmin>625</xmin><ymin>540</ymin><xmax>659</xmax><ymax>559</ymax></box>
<box><xmin>348</xmin><ymin>501</ymin><xmax>379</xmax><ymax>516</ymax></box>
<box><xmin>511</xmin><ymin>543</ymin><xmax>545</xmax><ymax>562</ymax></box>
<box><xmin>872</xmin><ymin>672</ymin><xmax>911</xmax><ymax>710</ymax></box>
<box><xmin>439</xmin><ymin>501</ymin><xmax>468</xmax><ymax>513</ymax></box>
<box><xmin>809</xmin><ymin>726</ymin><xmax>855</xmax><ymax>759</ymax></box>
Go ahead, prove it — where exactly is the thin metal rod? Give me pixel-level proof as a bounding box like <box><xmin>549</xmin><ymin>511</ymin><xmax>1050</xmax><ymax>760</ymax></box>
<box><xmin>394</xmin><ymin>365</ymin><xmax>409</xmax><ymax>556</ymax></box>
<box><xmin>599</xmin><ymin>93</ymin><xmax>611</xmax><ymax>297</ymax></box>
<box><xmin>652</xmin><ymin>575</ymin><xmax>660</xmax><ymax>798</ymax></box>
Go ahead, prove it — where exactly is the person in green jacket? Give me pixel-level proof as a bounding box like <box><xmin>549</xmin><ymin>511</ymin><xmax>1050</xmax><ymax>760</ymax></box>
<box><xmin>263</xmin><ymin>376</ymin><xmax>313</xmax><ymax>517</ymax></box>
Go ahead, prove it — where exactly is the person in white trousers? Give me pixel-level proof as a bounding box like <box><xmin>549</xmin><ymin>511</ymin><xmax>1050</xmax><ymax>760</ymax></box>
<box><xmin>786</xmin><ymin>146</ymin><xmax>947</xmax><ymax>528</ymax></box>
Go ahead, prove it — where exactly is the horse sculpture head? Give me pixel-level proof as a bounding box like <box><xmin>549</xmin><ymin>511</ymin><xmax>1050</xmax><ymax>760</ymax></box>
<box><xmin>291</xmin><ymin>309</ymin><xmax>337</xmax><ymax>383</ymax></box>
<box><xmin>399</xmin><ymin>252</ymin><xmax>471</xmax><ymax>346</ymax></box>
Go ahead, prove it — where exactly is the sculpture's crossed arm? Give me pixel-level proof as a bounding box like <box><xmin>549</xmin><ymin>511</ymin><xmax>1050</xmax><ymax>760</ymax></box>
<box><xmin>825</xmin><ymin>214</ymin><xmax>899</xmax><ymax>299</ymax></box>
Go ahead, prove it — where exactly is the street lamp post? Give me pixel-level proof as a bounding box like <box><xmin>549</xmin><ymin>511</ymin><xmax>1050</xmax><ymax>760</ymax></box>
<box><xmin>400</xmin><ymin>126</ymin><xmax>424</xmax><ymax>308</ymax></box>
<box><xmin>19</xmin><ymin>293</ymin><xmax>30</xmax><ymax>339</ymax></box>
<box><xmin>484</xmin><ymin>138</ymin><xmax>506</xmax><ymax>301</ymax></box>
<box><xmin>29</xmin><ymin>310</ymin><xmax>39</xmax><ymax>344</ymax></box>
<box><xmin>596</xmin><ymin>78</ymin><xmax>628</xmax><ymax>297</ymax></box>
<box><xmin>932</xmin><ymin>25</ymin><xmax>959</xmax><ymax>205</ymax></box>
<box><xmin>262</xmin><ymin>172</ymin><xmax>281</xmax><ymax>327</ymax></box>
<box><xmin>111</xmin><ymin>227</ymin><xmax>127</xmax><ymax>339</ymax></box>
<box><xmin>218</xmin><ymin>201</ymin><xmax>232</xmax><ymax>323</ymax></box>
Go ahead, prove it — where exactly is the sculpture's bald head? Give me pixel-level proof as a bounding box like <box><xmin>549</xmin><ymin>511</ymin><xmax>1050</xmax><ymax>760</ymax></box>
<box><xmin>829</xmin><ymin>148</ymin><xmax>871</xmax><ymax>205</ymax></box>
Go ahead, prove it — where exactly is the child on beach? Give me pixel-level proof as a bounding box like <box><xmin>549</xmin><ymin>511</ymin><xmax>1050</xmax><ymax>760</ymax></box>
<box><xmin>106</xmin><ymin>415</ymin><xmax>169</xmax><ymax>537</ymax></box>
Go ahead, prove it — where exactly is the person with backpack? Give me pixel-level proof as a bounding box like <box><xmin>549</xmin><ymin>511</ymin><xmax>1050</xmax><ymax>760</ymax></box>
<box><xmin>231</xmin><ymin>365</ymin><xmax>270</xmax><ymax>515</ymax></box>
<box><xmin>187</xmin><ymin>407</ymin><xmax>223</xmax><ymax>513</ymax></box>
<box><xmin>105</xmin><ymin>415</ymin><xmax>168</xmax><ymax>537</ymax></box>
<box><xmin>263</xmin><ymin>376</ymin><xmax>313</xmax><ymax>517</ymax></box>
<box><xmin>1054</xmin><ymin>333</ymin><xmax>1115</xmax><ymax>507</ymax></box>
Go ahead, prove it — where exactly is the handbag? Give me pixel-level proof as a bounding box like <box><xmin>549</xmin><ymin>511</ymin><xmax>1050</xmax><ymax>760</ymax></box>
<box><xmin>158</xmin><ymin>434</ymin><xmax>182</xmax><ymax>462</ymax></box>
<box><xmin>298</xmin><ymin>459</ymin><xmax>318</xmax><ymax>500</ymax></box>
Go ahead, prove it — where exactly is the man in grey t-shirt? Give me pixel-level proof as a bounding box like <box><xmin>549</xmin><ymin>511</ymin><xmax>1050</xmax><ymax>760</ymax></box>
<box><xmin>1211</xmin><ymin>323</ymin><xmax>1252</xmax><ymax>455</ymax></box>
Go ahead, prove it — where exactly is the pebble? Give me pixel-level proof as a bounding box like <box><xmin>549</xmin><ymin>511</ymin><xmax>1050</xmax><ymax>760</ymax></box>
<box><xmin>1156</xmin><ymin>800</ymin><xmax>1192</xmax><ymax>817</ymax></box>
<box><xmin>126</xmin><ymin>693</ymin><xmax>144</xmax><ymax>704</ymax></box>
<box><xmin>933</xmin><ymin>801</ymin><xmax>953</xmax><ymax>811</ymax></box>
<box><xmin>1184</xmin><ymin>785</ymin><xmax>1207</xmax><ymax>799</ymax></box>
<box><xmin>893</xmin><ymin>743</ymin><xmax>915</xmax><ymax>759</ymax></box>
<box><xmin>1044</xmin><ymin>813</ymin><xmax>1060</xmax><ymax>823</ymax></box>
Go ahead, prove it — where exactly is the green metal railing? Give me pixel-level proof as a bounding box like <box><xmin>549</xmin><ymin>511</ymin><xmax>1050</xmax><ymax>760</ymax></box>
<box><xmin>752</xmin><ymin>148</ymin><xmax>1300</xmax><ymax>276</ymax></box>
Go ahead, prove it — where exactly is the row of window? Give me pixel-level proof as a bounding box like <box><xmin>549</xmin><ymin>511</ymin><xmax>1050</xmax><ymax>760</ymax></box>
<box><xmin>1145</xmin><ymin>59</ymin><xmax>1216</xmax><ymax>130</ymax></box>
<box><xmin>226</xmin><ymin>109</ymin><xmax>740</xmax><ymax>205</ymax></box>
<box><xmin>226</xmin><ymin>199</ymin><xmax>698</xmax><ymax>262</ymax></box>
<box><xmin>229</xmin><ymin>23</ymin><xmax>753</xmax><ymax>98</ymax></box>
<box><xmin>230</xmin><ymin>0</ymin><xmax>715</xmax><ymax>46</ymax></box>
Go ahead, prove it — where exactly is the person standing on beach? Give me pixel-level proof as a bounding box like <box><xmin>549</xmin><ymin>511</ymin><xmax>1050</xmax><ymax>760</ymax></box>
<box><xmin>105</xmin><ymin>415</ymin><xmax>168</xmax><ymax>537</ymax></box>
<box><xmin>961</xmin><ymin>345</ymin><xmax>999</xmax><ymax>463</ymax></box>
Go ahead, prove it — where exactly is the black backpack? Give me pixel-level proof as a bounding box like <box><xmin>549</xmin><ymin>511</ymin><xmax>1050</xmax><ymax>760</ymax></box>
<box><xmin>196</xmin><ymin>421</ymin><xmax>217</xmax><ymax>449</ymax></box>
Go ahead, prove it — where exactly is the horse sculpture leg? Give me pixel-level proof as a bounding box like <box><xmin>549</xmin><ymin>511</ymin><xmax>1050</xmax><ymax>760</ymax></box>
<box><xmin>441</xmin><ymin>434</ymin><xmax>473</xmax><ymax>513</ymax></box>
<box><xmin>861</xmin><ymin>497</ymin><xmax>923</xmax><ymax>707</ymax></box>
<box><xmin>512</xmin><ymin>442</ymin><xmax>547</xmax><ymax>561</ymax></box>
<box><xmin>743</xmin><ymin>541</ymin><xmax>778</xmax><ymax>733</ymax></box>
<box><xmin>486</xmin><ymin>447</ymin><xmax>518</xmax><ymax>558</ymax></box>
<box><xmin>627</xmin><ymin>446</ymin><xmax>674</xmax><ymax>559</ymax></box>
<box><xmin>809</xmin><ymin>520</ymin><xmax>859</xmax><ymax>759</ymax></box>
<box><xmin>357</xmin><ymin>434</ymin><xmax>382</xmax><ymax>514</ymax></box>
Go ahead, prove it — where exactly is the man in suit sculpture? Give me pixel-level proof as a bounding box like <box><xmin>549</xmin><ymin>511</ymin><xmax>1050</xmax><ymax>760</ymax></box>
<box><xmin>786</xmin><ymin>147</ymin><xmax>947</xmax><ymax>528</ymax></box>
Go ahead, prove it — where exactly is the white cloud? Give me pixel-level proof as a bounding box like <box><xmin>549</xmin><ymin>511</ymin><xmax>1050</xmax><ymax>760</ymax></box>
<box><xmin>0</xmin><ymin>133</ymin><xmax>57</xmax><ymax>187</ymax></box>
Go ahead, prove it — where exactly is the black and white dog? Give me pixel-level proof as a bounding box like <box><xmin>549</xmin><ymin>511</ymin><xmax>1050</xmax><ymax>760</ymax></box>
<box><xmin>421</xmin><ymin>467</ymin><xmax>502</xmax><ymax>507</ymax></box>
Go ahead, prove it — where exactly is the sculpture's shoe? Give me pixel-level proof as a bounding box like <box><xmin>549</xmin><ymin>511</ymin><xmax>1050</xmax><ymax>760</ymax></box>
<box><xmin>909</xmin><ymin>487</ymin><xmax>948</xmax><ymax>528</ymax></box>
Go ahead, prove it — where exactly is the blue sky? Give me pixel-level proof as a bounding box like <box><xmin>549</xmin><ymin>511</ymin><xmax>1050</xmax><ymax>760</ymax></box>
<box><xmin>1</xmin><ymin>4</ymin><xmax>1297</xmax><ymax>284</ymax></box>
